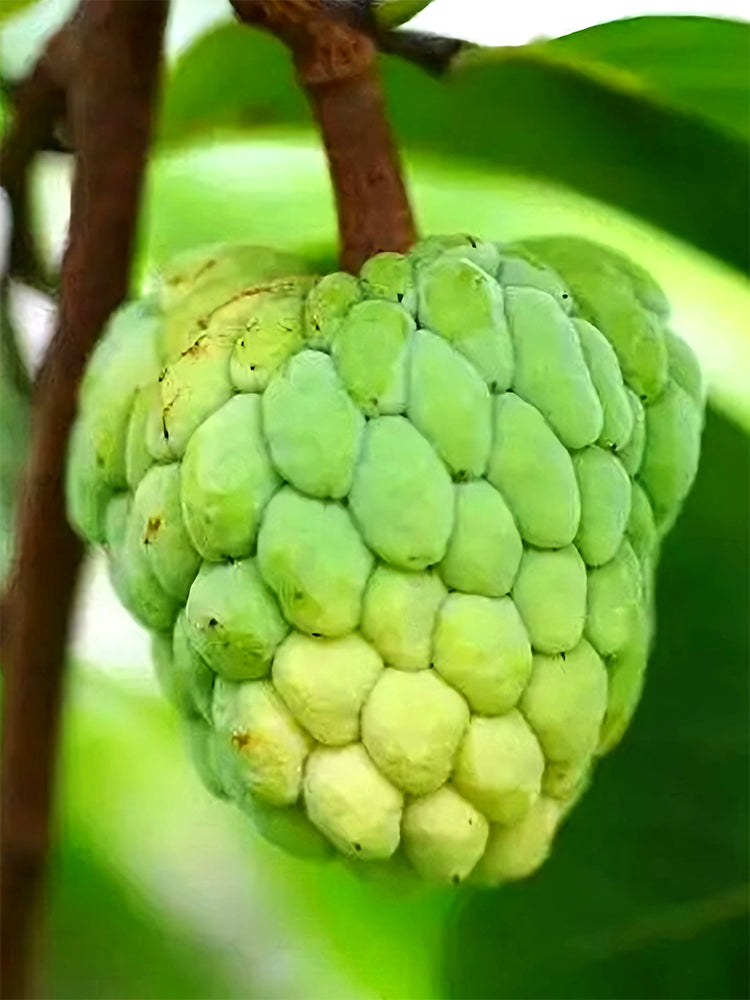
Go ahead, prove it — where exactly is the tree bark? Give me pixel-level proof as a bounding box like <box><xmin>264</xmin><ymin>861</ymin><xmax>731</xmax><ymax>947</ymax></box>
<box><xmin>0</xmin><ymin>4</ymin><xmax>168</xmax><ymax>997</ymax></box>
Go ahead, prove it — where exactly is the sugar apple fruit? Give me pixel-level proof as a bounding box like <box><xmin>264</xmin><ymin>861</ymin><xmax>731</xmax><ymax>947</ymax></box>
<box><xmin>66</xmin><ymin>234</ymin><xmax>704</xmax><ymax>886</ymax></box>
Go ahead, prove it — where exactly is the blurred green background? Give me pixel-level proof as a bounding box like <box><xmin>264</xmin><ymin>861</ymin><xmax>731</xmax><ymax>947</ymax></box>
<box><xmin>1</xmin><ymin>0</ymin><xmax>748</xmax><ymax>997</ymax></box>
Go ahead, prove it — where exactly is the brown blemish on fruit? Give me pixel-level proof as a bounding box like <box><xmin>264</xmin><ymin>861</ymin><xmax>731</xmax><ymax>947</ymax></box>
<box><xmin>187</xmin><ymin>258</ymin><xmax>217</xmax><ymax>285</ymax></box>
<box><xmin>200</xmin><ymin>279</ymin><xmax>307</xmax><ymax>330</ymax></box>
<box><xmin>180</xmin><ymin>334</ymin><xmax>211</xmax><ymax>359</ymax></box>
<box><xmin>231</xmin><ymin>730</ymin><xmax>251</xmax><ymax>751</ymax></box>
<box><xmin>143</xmin><ymin>516</ymin><xmax>162</xmax><ymax>544</ymax></box>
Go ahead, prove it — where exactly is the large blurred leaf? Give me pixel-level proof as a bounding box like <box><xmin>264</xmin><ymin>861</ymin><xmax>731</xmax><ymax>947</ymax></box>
<box><xmin>444</xmin><ymin>408</ymin><xmax>750</xmax><ymax>999</ymax></box>
<box><xmin>536</xmin><ymin>16</ymin><xmax>750</xmax><ymax>142</ymax></box>
<box><xmin>385</xmin><ymin>46</ymin><xmax>748</xmax><ymax>275</ymax></box>
<box><xmin>0</xmin><ymin>0</ymin><xmax>37</xmax><ymax>27</ymax></box>
<box><xmin>158</xmin><ymin>28</ymin><xmax>309</xmax><ymax>144</ymax></box>
<box><xmin>46</xmin><ymin>839</ymin><xmax>234</xmax><ymax>1000</ymax></box>
<box><xmin>158</xmin><ymin>18</ymin><xmax>749</xmax><ymax>271</ymax></box>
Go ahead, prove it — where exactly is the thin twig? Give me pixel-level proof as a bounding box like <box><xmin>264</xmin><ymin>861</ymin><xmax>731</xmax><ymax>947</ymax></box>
<box><xmin>0</xmin><ymin>3</ymin><xmax>168</xmax><ymax>997</ymax></box>
<box><xmin>376</xmin><ymin>28</ymin><xmax>467</xmax><ymax>74</ymax></box>
<box><xmin>232</xmin><ymin>0</ymin><xmax>416</xmax><ymax>271</ymax></box>
<box><xmin>318</xmin><ymin>0</ymin><xmax>468</xmax><ymax>75</ymax></box>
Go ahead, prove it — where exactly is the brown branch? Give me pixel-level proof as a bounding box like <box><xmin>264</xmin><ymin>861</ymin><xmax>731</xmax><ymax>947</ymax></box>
<box><xmin>0</xmin><ymin>19</ymin><xmax>79</xmax><ymax>289</ymax></box>
<box><xmin>0</xmin><ymin>3</ymin><xmax>168</xmax><ymax>997</ymax></box>
<box><xmin>231</xmin><ymin>0</ymin><xmax>416</xmax><ymax>271</ymax></box>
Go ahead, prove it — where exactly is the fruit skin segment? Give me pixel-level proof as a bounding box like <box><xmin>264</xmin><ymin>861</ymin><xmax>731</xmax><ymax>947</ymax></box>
<box><xmin>66</xmin><ymin>234</ymin><xmax>705</xmax><ymax>886</ymax></box>
<box><xmin>180</xmin><ymin>393</ymin><xmax>280</xmax><ymax>561</ymax></box>
<box><xmin>487</xmin><ymin>392</ymin><xmax>581</xmax><ymax>550</ymax></box>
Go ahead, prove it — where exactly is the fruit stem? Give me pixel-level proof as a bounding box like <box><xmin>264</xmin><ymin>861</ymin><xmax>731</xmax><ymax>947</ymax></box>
<box><xmin>231</xmin><ymin>0</ymin><xmax>417</xmax><ymax>271</ymax></box>
<box><xmin>0</xmin><ymin>4</ymin><xmax>167</xmax><ymax>997</ymax></box>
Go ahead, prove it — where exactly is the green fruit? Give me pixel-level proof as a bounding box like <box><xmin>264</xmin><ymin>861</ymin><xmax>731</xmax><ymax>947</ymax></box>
<box><xmin>66</xmin><ymin>298</ymin><xmax>161</xmax><ymax>542</ymax></box>
<box><xmin>585</xmin><ymin>540</ymin><xmax>644</xmax><ymax>657</ymax></box>
<box><xmin>402</xmin><ymin>786</ymin><xmax>489</xmax><ymax>884</ymax></box>
<box><xmin>597</xmin><ymin>615</ymin><xmax>652</xmax><ymax>754</ymax></box>
<box><xmin>131</xmin><ymin>463</ymin><xmax>200</xmax><ymax>602</ymax></box>
<box><xmin>433</xmin><ymin>594</ymin><xmax>532</xmax><ymax>715</ymax></box>
<box><xmin>360</xmin><ymin>251</ymin><xmax>417</xmax><ymax>313</ymax></box>
<box><xmin>257</xmin><ymin>487</ymin><xmax>373</xmax><ymax>636</ymax></box>
<box><xmin>520</xmin><ymin>639</ymin><xmax>608</xmax><ymax>768</ymax></box>
<box><xmin>499</xmin><ymin>250</ymin><xmax>574</xmax><ymax>314</ymax></box>
<box><xmin>272</xmin><ymin>632</ymin><xmax>382</xmax><ymax>745</ymax></box>
<box><xmin>332</xmin><ymin>299</ymin><xmax>413</xmax><ymax>415</ymax></box>
<box><xmin>157</xmin><ymin>244</ymin><xmax>309</xmax><ymax>362</ymax></box>
<box><xmin>349</xmin><ymin>416</ymin><xmax>453</xmax><ymax>570</ymax></box>
<box><xmin>639</xmin><ymin>379</ymin><xmax>703</xmax><ymax>531</ymax></box>
<box><xmin>361</xmin><ymin>565</ymin><xmax>446</xmax><ymax>670</ymax></box>
<box><xmin>619</xmin><ymin>388</ymin><xmax>647</xmax><ymax>475</ymax></box>
<box><xmin>573</xmin><ymin>446</ymin><xmax>632</xmax><ymax>567</ymax></box>
<box><xmin>512</xmin><ymin>546</ymin><xmax>587</xmax><ymax>654</ymax></box>
<box><xmin>505</xmin><ymin>285</ymin><xmax>603</xmax><ymax>449</ymax></box>
<box><xmin>627</xmin><ymin>481</ymin><xmax>658</xmax><ymax>566</ymax></box>
<box><xmin>185</xmin><ymin>559</ymin><xmax>288</xmax><ymax>680</ymax></box>
<box><xmin>417</xmin><ymin>254</ymin><xmax>513</xmax><ymax>390</ymax></box>
<box><xmin>438</xmin><ymin>480</ymin><xmax>522</xmax><ymax>597</ymax></box>
<box><xmin>227</xmin><ymin>280</ymin><xmax>310</xmax><ymax>392</ymax></box>
<box><xmin>104</xmin><ymin>494</ymin><xmax>180</xmax><ymax>632</ymax></box>
<box><xmin>262</xmin><ymin>350</ymin><xmax>363</xmax><ymax>499</ymax></box>
<box><xmin>303</xmin><ymin>743</ymin><xmax>403</xmax><ymax>859</ymax></box>
<box><xmin>180</xmin><ymin>394</ymin><xmax>280</xmax><ymax>561</ymax></box>
<box><xmin>472</xmin><ymin>796</ymin><xmax>562</xmax><ymax>884</ymax></box>
<box><xmin>153</xmin><ymin>610</ymin><xmax>215</xmax><ymax>721</ymax></box>
<box><xmin>304</xmin><ymin>271</ymin><xmax>362</xmax><ymax>349</ymax></box>
<box><xmin>407</xmin><ymin>329</ymin><xmax>491</xmax><ymax>478</ymax></box>
<box><xmin>573</xmin><ymin>318</ymin><xmax>634</xmax><ymax>450</ymax></box>
<box><xmin>361</xmin><ymin>668</ymin><xmax>470</xmax><ymax>795</ymax></box>
<box><xmin>212</xmin><ymin>678</ymin><xmax>311</xmax><ymax>806</ymax></box>
<box><xmin>487</xmin><ymin>392</ymin><xmax>580</xmax><ymax>548</ymax></box>
<box><xmin>453</xmin><ymin>711</ymin><xmax>545</xmax><ymax>825</ymax></box>
<box><xmin>513</xmin><ymin>236</ymin><xmax>669</xmax><ymax>400</ymax></box>
<box><xmin>67</xmin><ymin>235</ymin><xmax>704</xmax><ymax>886</ymax></box>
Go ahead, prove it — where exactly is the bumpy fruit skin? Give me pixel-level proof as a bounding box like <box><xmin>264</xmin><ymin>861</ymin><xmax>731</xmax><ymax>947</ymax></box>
<box><xmin>67</xmin><ymin>235</ymin><xmax>704</xmax><ymax>886</ymax></box>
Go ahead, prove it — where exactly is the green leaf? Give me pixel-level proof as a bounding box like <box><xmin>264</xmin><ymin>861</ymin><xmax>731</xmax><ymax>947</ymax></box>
<box><xmin>386</xmin><ymin>42</ymin><xmax>749</xmax><ymax>274</ymax></box>
<box><xmin>539</xmin><ymin>16</ymin><xmax>750</xmax><ymax>142</ymax></box>
<box><xmin>443</xmin><ymin>408</ymin><xmax>750</xmax><ymax>999</ymax></box>
<box><xmin>158</xmin><ymin>28</ymin><xmax>309</xmax><ymax>145</ymax></box>
<box><xmin>372</xmin><ymin>0</ymin><xmax>435</xmax><ymax>31</ymax></box>
<box><xmin>46</xmin><ymin>839</ymin><xmax>234</xmax><ymax>1000</ymax></box>
<box><xmin>0</xmin><ymin>0</ymin><xmax>37</xmax><ymax>26</ymax></box>
<box><xmin>157</xmin><ymin>19</ymin><xmax>749</xmax><ymax>272</ymax></box>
